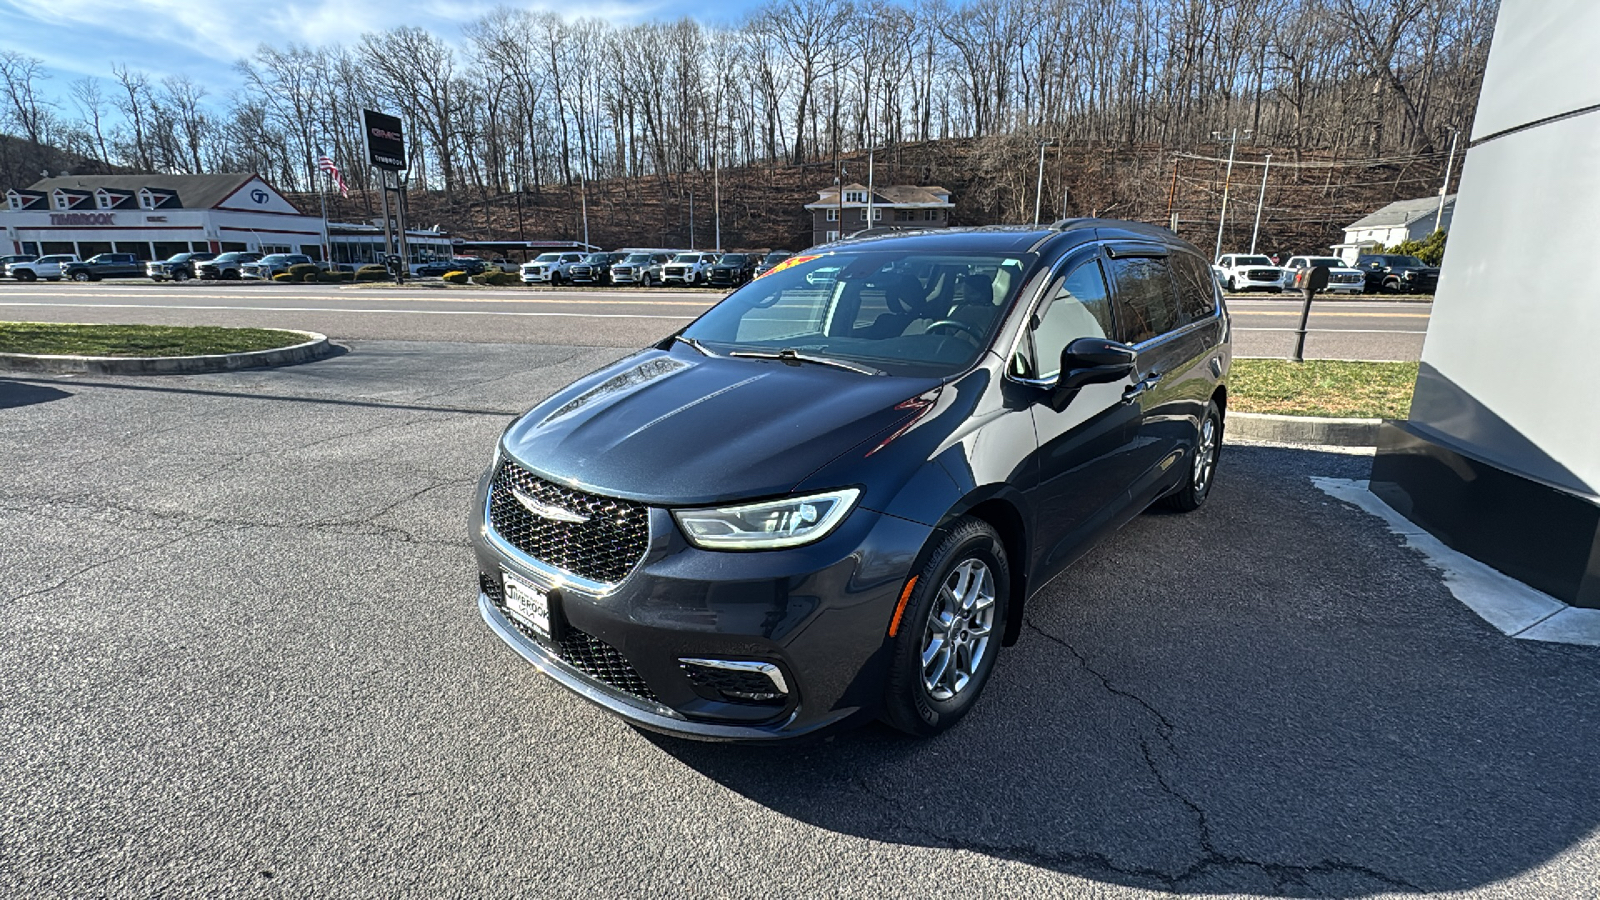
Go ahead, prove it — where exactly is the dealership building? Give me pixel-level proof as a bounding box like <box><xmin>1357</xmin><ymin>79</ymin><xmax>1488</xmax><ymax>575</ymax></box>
<box><xmin>2</xmin><ymin>173</ymin><xmax>451</xmax><ymax>265</ymax></box>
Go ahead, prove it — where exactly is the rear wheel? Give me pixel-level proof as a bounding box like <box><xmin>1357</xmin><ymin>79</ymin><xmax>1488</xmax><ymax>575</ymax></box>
<box><xmin>72</xmin><ymin>271</ymin><xmax>91</xmax><ymax>282</ymax></box>
<box><xmin>883</xmin><ymin>517</ymin><xmax>1009</xmax><ymax>737</ymax></box>
<box><xmin>1162</xmin><ymin>400</ymin><xmax>1222</xmax><ymax>512</ymax></box>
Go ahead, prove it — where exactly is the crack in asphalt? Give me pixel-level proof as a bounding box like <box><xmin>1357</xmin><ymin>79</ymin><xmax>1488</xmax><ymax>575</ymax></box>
<box><xmin>1019</xmin><ymin>618</ymin><xmax>1423</xmax><ymax>894</ymax></box>
<box><xmin>2</xmin><ymin>527</ymin><xmax>204</xmax><ymax>606</ymax></box>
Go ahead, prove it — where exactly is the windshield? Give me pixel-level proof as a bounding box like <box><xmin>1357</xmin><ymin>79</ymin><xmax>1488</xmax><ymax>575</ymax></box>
<box><xmin>534</xmin><ymin>253</ymin><xmax>560</xmax><ymax>262</ymax></box>
<box><xmin>1236</xmin><ymin>255</ymin><xmax>1273</xmax><ymax>265</ymax></box>
<box><xmin>584</xmin><ymin>254</ymin><xmax>612</xmax><ymax>263</ymax></box>
<box><xmin>165</xmin><ymin>254</ymin><xmax>190</xmax><ymax>262</ymax></box>
<box><xmin>1386</xmin><ymin>255</ymin><xmax>1424</xmax><ymax>266</ymax></box>
<box><xmin>1308</xmin><ymin>258</ymin><xmax>1345</xmax><ymax>267</ymax></box>
<box><xmin>623</xmin><ymin>254</ymin><xmax>653</xmax><ymax>264</ymax></box>
<box><xmin>763</xmin><ymin>253</ymin><xmax>791</xmax><ymax>264</ymax></box>
<box><xmin>681</xmin><ymin>250</ymin><xmax>1032</xmax><ymax>378</ymax></box>
<box><xmin>672</xmin><ymin>254</ymin><xmax>700</xmax><ymax>263</ymax></box>
<box><xmin>719</xmin><ymin>255</ymin><xmax>748</xmax><ymax>265</ymax></box>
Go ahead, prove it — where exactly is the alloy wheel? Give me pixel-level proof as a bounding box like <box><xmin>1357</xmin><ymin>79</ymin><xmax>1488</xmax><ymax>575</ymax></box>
<box><xmin>1194</xmin><ymin>413</ymin><xmax>1218</xmax><ymax>495</ymax></box>
<box><xmin>920</xmin><ymin>559</ymin><xmax>996</xmax><ymax>701</ymax></box>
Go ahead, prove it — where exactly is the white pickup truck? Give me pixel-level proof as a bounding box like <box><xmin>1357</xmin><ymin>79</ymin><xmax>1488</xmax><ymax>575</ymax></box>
<box><xmin>1282</xmin><ymin>256</ymin><xmax>1367</xmax><ymax>294</ymax></box>
<box><xmin>1214</xmin><ymin>254</ymin><xmax>1285</xmax><ymax>293</ymax></box>
<box><xmin>6</xmin><ymin>254</ymin><xmax>80</xmax><ymax>282</ymax></box>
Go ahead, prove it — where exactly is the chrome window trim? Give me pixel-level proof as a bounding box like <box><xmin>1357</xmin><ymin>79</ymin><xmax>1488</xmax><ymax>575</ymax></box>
<box><xmin>1001</xmin><ymin>245</ymin><xmax>1106</xmax><ymax>386</ymax></box>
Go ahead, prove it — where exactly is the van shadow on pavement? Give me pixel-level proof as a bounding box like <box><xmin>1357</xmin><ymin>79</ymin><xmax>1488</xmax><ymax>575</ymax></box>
<box><xmin>656</xmin><ymin>444</ymin><xmax>1600</xmax><ymax>896</ymax></box>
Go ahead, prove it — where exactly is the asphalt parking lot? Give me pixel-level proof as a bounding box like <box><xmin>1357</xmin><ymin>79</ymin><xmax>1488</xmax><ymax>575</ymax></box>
<box><xmin>3</xmin><ymin>332</ymin><xmax>1598</xmax><ymax>898</ymax></box>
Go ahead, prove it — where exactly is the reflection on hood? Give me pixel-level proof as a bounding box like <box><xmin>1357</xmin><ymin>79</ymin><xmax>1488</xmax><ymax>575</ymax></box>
<box><xmin>543</xmin><ymin>356</ymin><xmax>689</xmax><ymax>424</ymax></box>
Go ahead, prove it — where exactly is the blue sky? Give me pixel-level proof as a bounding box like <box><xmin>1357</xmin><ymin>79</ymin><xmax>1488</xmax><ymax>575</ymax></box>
<box><xmin>0</xmin><ymin>0</ymin><xmax>764</xmax><ymax>102</ymax></box>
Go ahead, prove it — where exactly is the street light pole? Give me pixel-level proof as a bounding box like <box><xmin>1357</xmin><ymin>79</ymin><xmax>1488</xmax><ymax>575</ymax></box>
<box><xmin>1249</xmin><ymin>153</ymin><xmax>1271</xmax><ymax>255</ymax></box>
<box><xmin>1211</xmin><ymin>128</ymin><xmax>1250</xmax><ymax>262</ymax></box>
<box><xmin>1033</xmin><ymin>138</ymin><xmax>1054</xmax><ymax>226</ymax></box>
<box><xmin>1435</xmin><ymin>126</ymin><xmax>1460</xmax><ymax>234</ymax></box>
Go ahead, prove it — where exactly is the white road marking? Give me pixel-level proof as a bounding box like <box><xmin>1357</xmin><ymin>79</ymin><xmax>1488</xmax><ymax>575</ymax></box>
<box><xmin>0</xmin><ymin>301</ymin><xmax>696</xmax><ymax>320</ymax></box>
<box><xmin>1234</xmin><ymin>327</ymin><xmax>1428</xmax><ymax>334</ymax></box>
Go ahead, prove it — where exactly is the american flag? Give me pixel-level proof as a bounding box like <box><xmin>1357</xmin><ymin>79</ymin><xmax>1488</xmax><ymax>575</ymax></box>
<box><xmin>317</xmin><ymin>155</ymin><xmax>349</xmax><ymax>198</ymax></box>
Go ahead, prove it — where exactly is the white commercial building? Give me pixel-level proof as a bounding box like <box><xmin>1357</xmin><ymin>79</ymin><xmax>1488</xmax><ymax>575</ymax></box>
<box><xmin>1332</xmin><ymin>195</ymin><xmax>1456</xmax><ymax>263</ymax></box>
<box><xmin>2</xmin><ymin>173</ymin><xmax>451</xmax><ymax>267</ymax></box>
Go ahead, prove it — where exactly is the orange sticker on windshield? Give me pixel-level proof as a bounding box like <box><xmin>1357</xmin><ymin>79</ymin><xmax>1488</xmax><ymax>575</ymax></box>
<box><xmin>756</xmin><ymin>254</ymin><xmax>820</xmax><ymax>279</ymax></box>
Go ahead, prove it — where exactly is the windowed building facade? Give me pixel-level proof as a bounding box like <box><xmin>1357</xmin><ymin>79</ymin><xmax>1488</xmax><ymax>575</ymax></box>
<box><xmin>805</xmin><ymin>184</ymin><xmax>955</xmax><ymax>246</ymax></box>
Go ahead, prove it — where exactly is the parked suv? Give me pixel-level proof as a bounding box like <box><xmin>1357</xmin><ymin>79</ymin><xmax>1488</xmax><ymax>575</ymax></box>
<box><xmin>241</xmin><ymin>254</ymin><xmax>314</xmax><ymax>280</ymax></box>
<box><xmin>1214</xmin><ymin>254</ymin><xmax>1284</xmax><ymax>292</ymax></box>
<box><xmin>610</xmin><ymin>252</ymin><xmax>672</xmax><ymax>287</ymax></box>
<box><xmin>568</xmin><ymin>252</ymin><xmax>627</xmax><ymax>285</ymax></box>
<box><xmin>61</xmin><ymin>253</ymin><xmax>144</xmax><ymax>282</ymax></box>
<box><xmin>1282</xmin><ymin>256</ymin><xmax>1365</xmax><ymax>294</ymax></box>
<box><xmin>147</xmin><ymin>252</ymin><xmax>216</xmax><ymax>282</ymax></box>
<box><xmin>1354</xmin><ymin>254</ymin><xmax>1439</xmax><ymax>294</ymax></box>
<box><xmin>660</xmin><ymin>252</ymin><xmax>720</xmax><ymax>286</ymax></box>
<box><xmin>0</xmin><ymin>254</ymin><xmax>36</xmax><ymax>276</ymax></box>
<box><xmin>706</xmin><ymin>253</ymin><xmax>758</xmax><ymax>287</ymax></box>
<box><xmin>197</xmin><ymin>252</ymin><xmax>263</xmax><ymax>280</ymax></box>
<box><xmin>472</xmin><ymin>220</ymin><xmax>1231</xmax><ymax>741</ymax></box>
<box><xmin>752</xmin><ymin>250</ymin><xmax>793</xmax><ymax>278</ymax></box>
<box><xmin>521</xmin><ymin>252</ymin><xmax>587</xmax><ymax>285</ymax></box>
<box><xmin>5</xmin><ymin>254</ymin><xmax>78</xmax><ymax>281</ymax></box>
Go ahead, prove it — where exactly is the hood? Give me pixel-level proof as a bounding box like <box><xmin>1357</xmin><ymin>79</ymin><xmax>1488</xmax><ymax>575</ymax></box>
<box><xmin>502</xmin><ymin>345</ymin><xmax>942</xmax><ymax>506</ymax></box>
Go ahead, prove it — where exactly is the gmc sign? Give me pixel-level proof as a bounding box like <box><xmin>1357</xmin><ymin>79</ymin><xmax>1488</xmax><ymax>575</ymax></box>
<box><xmin>363</xmin><ymin>109</ymin><xmax>406</xmax><ymax>171</ymax></box>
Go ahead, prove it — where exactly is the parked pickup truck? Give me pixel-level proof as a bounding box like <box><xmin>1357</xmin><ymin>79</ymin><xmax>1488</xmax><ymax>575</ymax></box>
<box><xmin>6</xmin><ymin>254</ymin><xmax>77</xmax><ymax>281</ymax></box>
<box><xmin>61</xmin><ymin>253</ymin><xmax>145</xmax><ymax>282</ymax></box>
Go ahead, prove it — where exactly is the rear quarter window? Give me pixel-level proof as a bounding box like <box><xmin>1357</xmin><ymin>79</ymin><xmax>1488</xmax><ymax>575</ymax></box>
<box><xmin>1169</xmin><ymin>253</ymin><xmax>1219</xmax><ymax>326</ymax></box>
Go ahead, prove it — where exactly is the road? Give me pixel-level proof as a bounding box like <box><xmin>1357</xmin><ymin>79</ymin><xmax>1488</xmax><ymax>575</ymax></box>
<box><xmin>4</xmin><ymin>322</ymin><xmax>1600</xmax><ymax>896</ymax></box>
<box><xmin>0</xmin><ymin>281</ymin><xmax>1430</xmax><ymax>361</ymax></box>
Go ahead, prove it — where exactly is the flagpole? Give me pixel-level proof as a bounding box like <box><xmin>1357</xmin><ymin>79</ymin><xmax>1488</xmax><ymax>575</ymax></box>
<box><xmin>318</xmin><ymin>154</ymin><xmax>331</xmax><ymax>266</ymax></box>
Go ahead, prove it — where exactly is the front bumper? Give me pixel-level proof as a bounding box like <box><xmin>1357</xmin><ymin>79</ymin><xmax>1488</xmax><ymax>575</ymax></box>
<box><xmin>470</xmin><ymin>470</ymin><xmax>931</xmax><ymax>740</ymax></box>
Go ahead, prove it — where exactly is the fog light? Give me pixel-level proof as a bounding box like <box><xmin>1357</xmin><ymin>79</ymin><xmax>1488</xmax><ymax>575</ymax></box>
<box><xmin>680</xmin><ymin>658</ymin><xmax>789</xmax><ymax>704</ymax></box>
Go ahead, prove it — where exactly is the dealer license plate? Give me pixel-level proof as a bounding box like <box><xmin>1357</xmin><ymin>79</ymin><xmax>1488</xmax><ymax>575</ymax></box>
<box><xmin>501</xmin><ymin>571</ymin><xmax>551</xmax><ymax>638</ymax></box>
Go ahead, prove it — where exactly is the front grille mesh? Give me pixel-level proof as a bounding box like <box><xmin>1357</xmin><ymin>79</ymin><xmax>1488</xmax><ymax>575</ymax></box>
<box><xmin>488</xmin><ymin>459</ymin><xmax>650</xmax><ymax>585</ymax></box>
<box><xmin>480</xmin><ymin>571</ymin><xmax>659</xmax><ymax>702</ymax></box>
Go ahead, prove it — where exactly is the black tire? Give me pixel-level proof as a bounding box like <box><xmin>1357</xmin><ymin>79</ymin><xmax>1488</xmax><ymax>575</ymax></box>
<box><xmin>18</xmin><ymin>270</ymin><xmax>36</xmax><ymax>282</ymax></box>
<box><xmin>1162</xmin><ymin>400</ymin><xmax>1223</xmax><ymax>512</ymax></box>
<box><xmin>173</xmin><ymin>269</ymin><xmax>190</xmax><ymax>282</ymax></box>
<box><xmin>882</xmin><ymin>517</ymin><xmax>1010</xmax><ymax>738</ymax></box>
<box><xmin>224</xmin><ymin>269</ymin><xmax>240</xmax><ymax>280</ymax></box>
<box><xmin>72</xmin><ymin>271</ymin><xmax>91</xmax><ymax>282</ymax></box>
<box><xmin>1382</xmin><ymin>278</ymin><xmax>1399</xmax><ymax>294</ymax></box>
<box><xmin>1225</xmin><ymin>276</ymin><xmax>1237</xmax><ymax>292</ymax></box>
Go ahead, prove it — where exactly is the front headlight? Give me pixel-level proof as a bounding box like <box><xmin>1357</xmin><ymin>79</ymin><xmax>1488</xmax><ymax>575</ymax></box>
<box><xmin>673</xmin><ymin>488</ymin><xmax>861</xmax><ymax>550</ymax></box>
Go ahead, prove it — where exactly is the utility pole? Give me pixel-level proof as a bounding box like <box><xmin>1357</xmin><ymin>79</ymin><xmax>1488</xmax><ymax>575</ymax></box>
<box><xmin>1435</xmin><ymin>126</ymin><xmax>1460</xmax><ymax>234</ymax></box>
<box><xmin>837</xmin><ymin>165</ymin><xmax>846</xmax><ymax>240</ymax></box>
<box><xmin>1211</xmin><ymin>128</ymin><xmax>1251</xmax><ymax>262</ymax></box>
<box><xmin>1166</xmin><ymin>157</ymin><xmax>1180</xmax><ymax>232</ymax></box>
<box><xmin>713</xmin><ymin>136</ymin><xmax>722</xmax><ymax>251</ymax></box>
<box><xmin>1034</xmin><ymin>138</ymin><xmax>1055</xmax><ymax>226</ymax></box>
<box><xmin>1250</xmin><ymin>153</ymin><xmax>1272</xmax><ymax>255</ymax></box>
<box><xmin>866</xmin><ymin>145</ymin><xmax>875</xmax><ymax>233</ymax></box>
<box><xmin>688</xmin><ymin>190</ymin><xmax>695</xmax><ymax>250</ymax></box>
<box><xmin>579</xmin><ymin>169</ymin><xmax>589</xmax><ymax>249</ymax></box>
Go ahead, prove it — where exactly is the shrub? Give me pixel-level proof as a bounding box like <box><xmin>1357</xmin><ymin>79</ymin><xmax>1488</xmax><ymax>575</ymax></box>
<box><xmin>316</xmin><ymin>271</ymin><xmax>342</xmax><ymax>283</ymax></box>
<box><xmin>272</xmin><ymin>272</ymin><xmax>295</xmax><ymax>282</ymax></box>
<box><xmin>355</xmin><ymin>265</ymin><xmax>389</xmax><ymax>282</ymax></box>
<box><xmin>443</xmin><ymin>271</ymin><xmax>470</xmax><ymax>284</ymax></box>
<box><xmin>486</xmin><ymin>271</ymin><xmax>520</xmax><ymax>286</ymax></box>
<box><xmin>1387</xmin><ymin>230</ymin><xmax>1448</xmax><ymax>266</ymax></box>
<box><xmin>339</xmin><ymin>271</ymin><xmax>356</xmax><ymax>282</ymax></box>
<box><xmin>287</xmin><ymin>263</ymin><xmax>320</xmax><ymax>280</ymax></box>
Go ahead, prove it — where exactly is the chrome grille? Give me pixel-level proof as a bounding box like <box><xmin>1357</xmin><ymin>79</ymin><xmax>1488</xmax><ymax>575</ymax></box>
<box><xmin>480</xmin><ymin>571</ymin><xmax>659</xmax><ymax>702</ymax></box>
<box><xmin>488</xmin><ymin>459</ymin><xmax>650</xmax><ymax>585</ymax></box>
<box><xmin>1247</xmin><ymin>268</ymin><xmax>1279</xmax><ymax>280</ymax></box>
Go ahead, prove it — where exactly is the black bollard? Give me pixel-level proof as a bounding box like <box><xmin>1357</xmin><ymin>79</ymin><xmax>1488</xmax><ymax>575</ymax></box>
<box><xmin>1291</xmin><ymin>265</ymin><xmax>1330</xmax><ymax>362</ymax></box>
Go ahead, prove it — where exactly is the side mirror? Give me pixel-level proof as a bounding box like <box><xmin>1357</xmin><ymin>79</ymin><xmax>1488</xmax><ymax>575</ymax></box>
<box><xmin>1058</xmin><ymin>337</ymin><xmax>1137</xmax><ymax>393</ymax></box>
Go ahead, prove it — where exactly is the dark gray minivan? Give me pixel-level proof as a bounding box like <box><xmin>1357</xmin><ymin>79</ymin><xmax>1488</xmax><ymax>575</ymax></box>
<box><xmin>472</xmin><ymin>219</ymin><xmax>1231</xmax><ymax>741</ymax></box>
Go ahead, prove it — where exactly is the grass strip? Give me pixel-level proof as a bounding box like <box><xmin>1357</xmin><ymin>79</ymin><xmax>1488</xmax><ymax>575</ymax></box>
<box><xmin>0</xmin><ymin>322</ymin><xmax>307</xmax><ymax>357</ymax></box>
<box><xmin>1231</xmin><ymin>358</ymin><xmax>1417</xmax><ymax>419</ymax></box>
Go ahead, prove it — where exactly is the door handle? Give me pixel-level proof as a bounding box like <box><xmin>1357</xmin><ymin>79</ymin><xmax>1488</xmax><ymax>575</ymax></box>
<box><xmin>1122</xmin><ymin>371</ymin><xmax>1163</xmax><ymax>404</ymax></box>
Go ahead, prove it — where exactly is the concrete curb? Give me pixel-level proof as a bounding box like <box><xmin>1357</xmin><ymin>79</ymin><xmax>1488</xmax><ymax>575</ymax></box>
<box><xmin>1228</xmin><ymin>411</ymin><xmax>1380</xmax><ymax>447</ymax></box>
<box><xmin>0</xmin><ymin>330</ymin><xmax>335</xmax><ymax>376</ymax></box>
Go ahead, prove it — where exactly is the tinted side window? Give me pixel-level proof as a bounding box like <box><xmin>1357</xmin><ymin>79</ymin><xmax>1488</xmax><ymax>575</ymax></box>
<box><xmin>1032</xmin><ymin>259</ymin><xmax>1114</xmax><ymax>379</ymax></box>
<box><xmin>1107</xmin><ymin>255</ymin><xmax>1178</xmax><ymax>344</ymax></box>
<box><xmin>1169</xmin><ymin>253</ymin><xmax>1218</xmax><ymax>325</ymax></box>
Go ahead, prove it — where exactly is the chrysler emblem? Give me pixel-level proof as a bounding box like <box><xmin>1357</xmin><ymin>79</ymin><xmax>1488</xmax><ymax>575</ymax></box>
<box><xmin>510</xmin><ymin>487</ymin><xmax>589</xmax><ymax>524</ymax></box>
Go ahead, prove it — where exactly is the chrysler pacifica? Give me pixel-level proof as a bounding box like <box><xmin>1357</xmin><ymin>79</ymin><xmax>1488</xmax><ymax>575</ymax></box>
<box><xmin>471</xmin><ymin>220</ymin><xmax>1231</xmax><ymax>740</ymax></box>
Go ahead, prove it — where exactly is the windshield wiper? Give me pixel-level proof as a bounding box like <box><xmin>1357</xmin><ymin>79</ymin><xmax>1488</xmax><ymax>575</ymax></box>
<box><xmin>728</xmin><ymin>347</ymin><xmax>883</xmax><ymax>376</ymax></box>
<box><xmin>673</xmin><ymin>335</ymin><xmax>715</xmax><ymax>357</ymax></box>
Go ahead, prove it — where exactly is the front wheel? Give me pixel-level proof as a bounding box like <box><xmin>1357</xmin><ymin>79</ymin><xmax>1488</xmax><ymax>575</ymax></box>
<box><xmin>1225</xmin><ymin>276</ymin><xmax>1237</xmax><ymax>292</ymax></box>
<box><xmin>1162</xmin><ymin>400</ymin><xmax>1223</xmax><ymax>512</ymax></box>
<box><xmin>72</xmin><ymin>271</ymin><xmax>91</xmax><ymax>282</ymax></box>
<box><xmin>173</xmin><ymin>269</ymin><xmax>190</xmax><ymax>282</ymax></box>
<box><xmin>882</xmin><ymin>517</ymin><xmax>1009</xmax><ymax>738</ymax></box>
